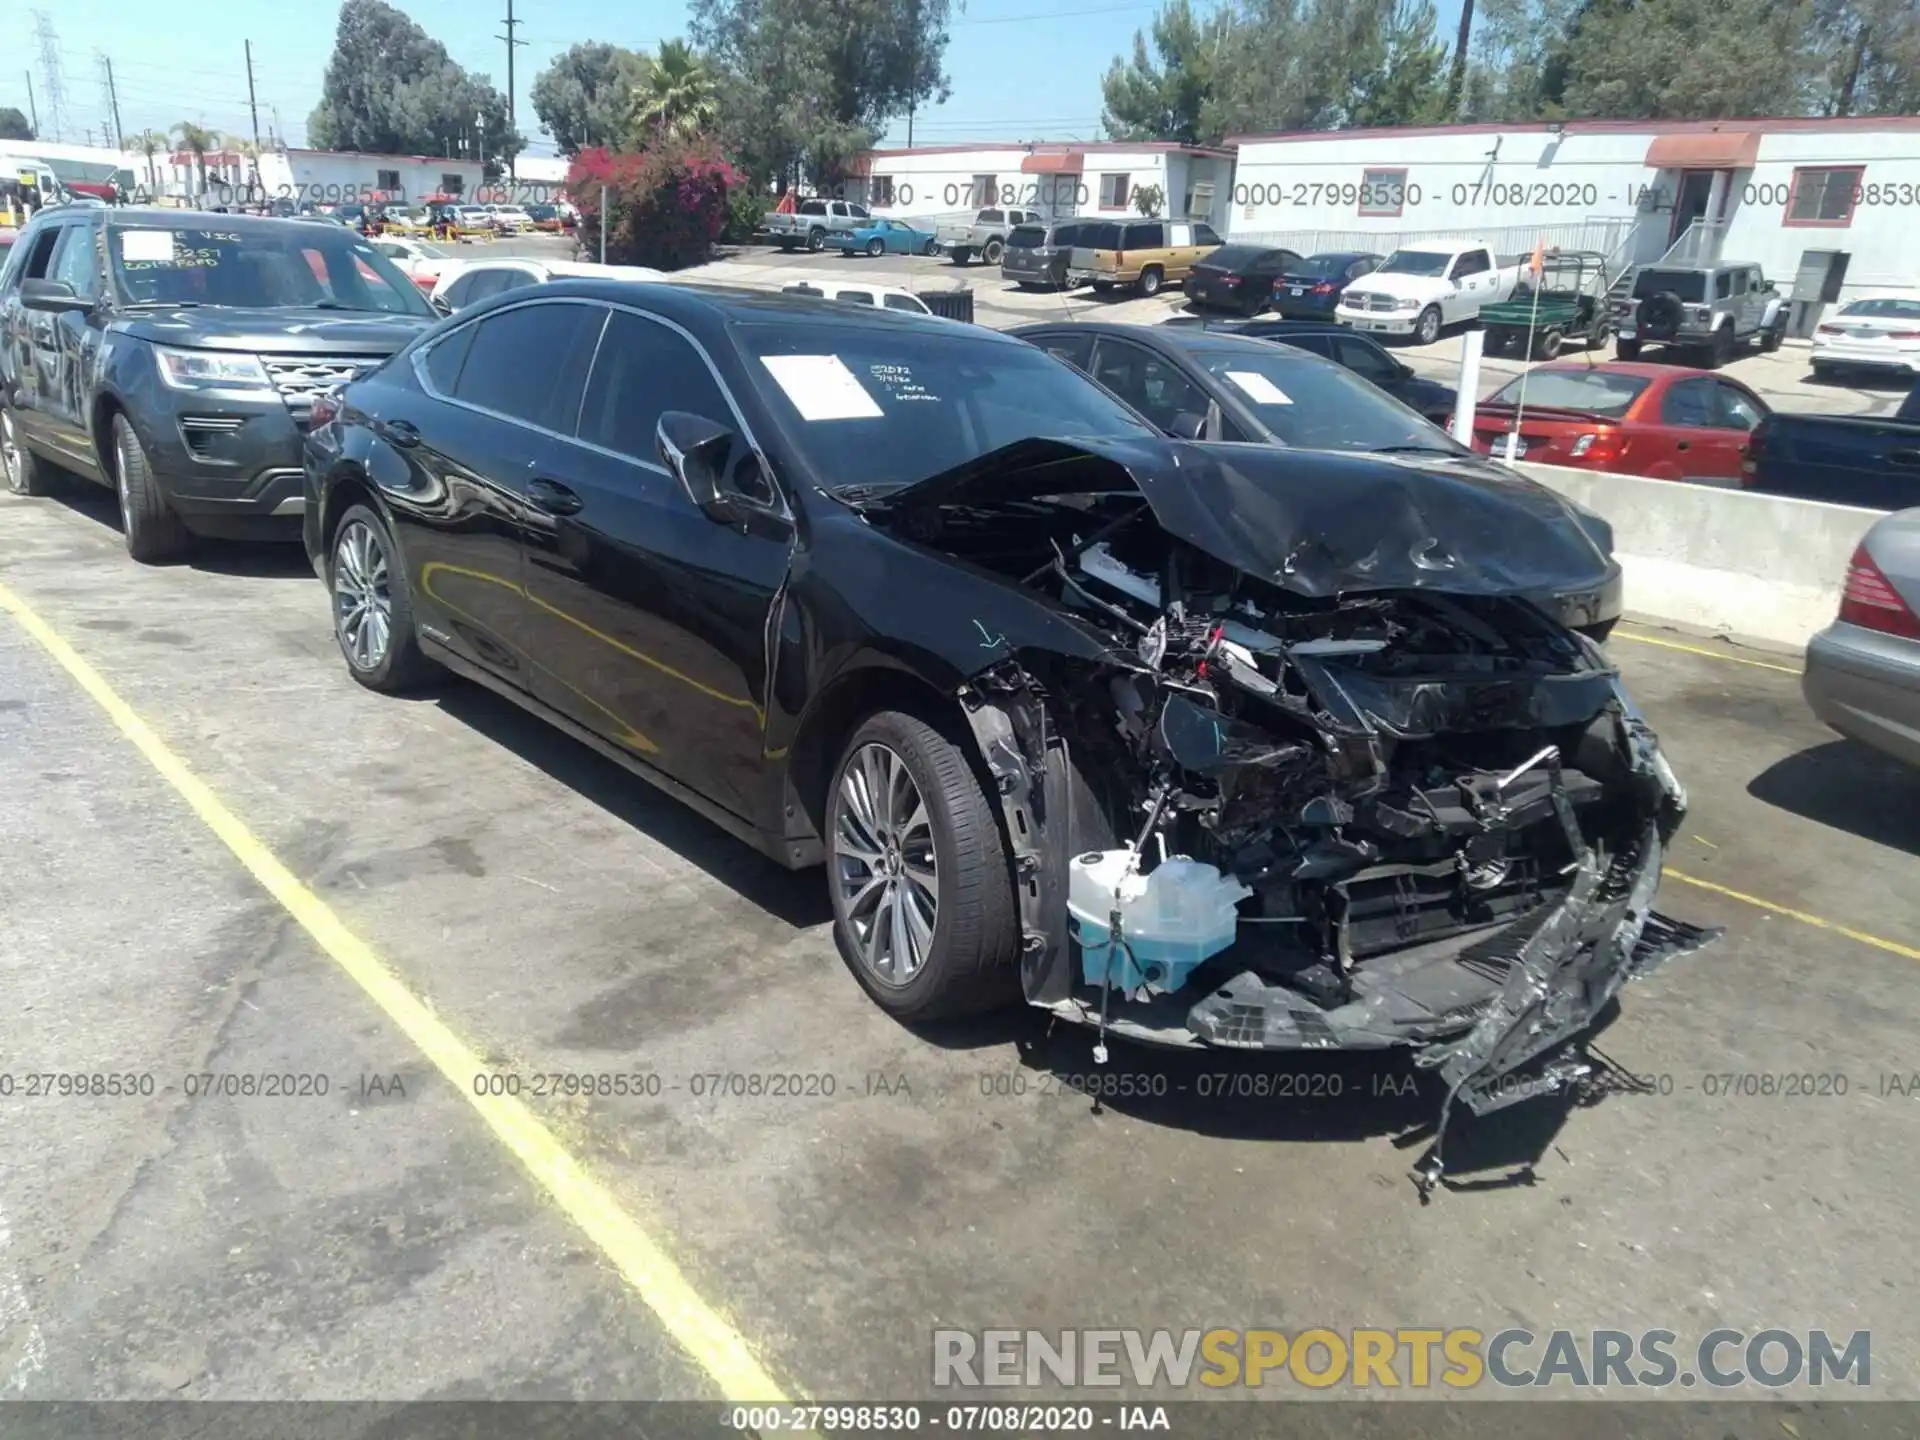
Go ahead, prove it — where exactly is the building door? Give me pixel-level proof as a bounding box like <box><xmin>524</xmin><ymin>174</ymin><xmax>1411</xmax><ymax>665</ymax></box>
<box><xmin>1669</xmin><ymin>170</ymin><xmax>1718</xmax><ymax>244</ymax></box>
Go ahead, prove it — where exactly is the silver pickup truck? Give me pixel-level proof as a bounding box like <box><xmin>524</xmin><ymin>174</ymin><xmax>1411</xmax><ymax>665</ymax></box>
<box><xmin>765</xmin><ymin>198</ymin><xmax>873</xmax><ymax>252</ymax></box>
<box><xmin>934</xmin><ymin>206</ymin><xmax>1045</xmax><ymax>266</ymax></box>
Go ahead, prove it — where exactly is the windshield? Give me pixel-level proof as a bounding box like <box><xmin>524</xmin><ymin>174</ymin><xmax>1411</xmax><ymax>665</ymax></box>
<box><xmin>738</xmin><ymin>323</ymin><xmax>1157</xmax><ymax>491</ymax></box>
<box><xmin>1192</xmin><ymin>347</ymin><xmax>1452</xmax><ymax>453</ymax></box>
<box><xmin>1484</xmin><ymin>368</ymin><xmax>1650</xmax><ymax>419</ymax></box>
<box><xmin>1006</xmin><ymin>225</ymin><xmax>1047</xmax><ymax>248</ymax></box>
<box><xmin>1376</xmin><ymin>249</ymin><xmax>1450</xmax><ymax>277</ymax></box>
<box><xmin>1633</xmin><ymin>269</ymin><xmax>1706</xmax><ymax>303</ymax></box>
<box><xmin>109</xmin><ymin>224</ymin><xmax>435</xmax><ymax>315</ymax></box>
<box><xmin>1838</xmin><ymin>297</ymin><xmax>1920</xmax><ymax>319</ymax></box>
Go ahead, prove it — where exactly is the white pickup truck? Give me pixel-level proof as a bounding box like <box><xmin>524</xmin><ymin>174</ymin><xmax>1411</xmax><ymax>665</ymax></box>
<box><xmin>1336</xmin><ymin>241</ymin><xmax>1524</xmax><ymax>346</ymax></box>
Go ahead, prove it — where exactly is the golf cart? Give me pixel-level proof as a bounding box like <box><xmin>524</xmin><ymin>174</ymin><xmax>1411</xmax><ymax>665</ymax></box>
<box><xmin>1481</xmin><ymin>249</ymin><xmax>1612</xmax><ymax>361</ymax></box>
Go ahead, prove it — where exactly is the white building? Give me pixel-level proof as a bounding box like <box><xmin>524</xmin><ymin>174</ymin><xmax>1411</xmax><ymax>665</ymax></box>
<box><xmin>845</xmin><ymin>141</ymin><xmax>1237</xmax><ymax>233</ymax></box>
<box><xmin>1227</xmin><ymin>116</ymin><xmax>1920</xmax><ymax>313</ymax></box>
<box><xmin>162</xmin><ymin>147</ymin><xmax>485</xmax><ymax>206</ymax></box>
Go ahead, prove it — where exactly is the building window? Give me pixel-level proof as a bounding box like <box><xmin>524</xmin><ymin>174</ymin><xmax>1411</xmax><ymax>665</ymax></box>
<box><xmin>377</xmin><ymin>168</ymin><xmax>401</xmax><ymax>191</ymax></box>
<box><xmin>441</xmin><ymin>173</ymin><xmax>464</xmax><ymax>194</ymax></box>
<box><xmin>870</xmin><ymin>175</ymin><xmax>895</xmax><ymax>208</ymax></box>
<box><xmin>1784</xmin><ymin>166</ymin><xmax>1864</xmax><ymax>227</ymax></box>
<box><xmin>970</xmin><ymin>174</ymin><xmax>998</xmax><ymax>207</ymax></box>
<box><xmin>1359</xmin><ymin>167</ymin><xmax>1408</xmax><ymax>217</ymax></box>
<box><xmin>1100</xmin><ymin>173</ymin><xmax>1131</xmax><ymax>210</ymax></box>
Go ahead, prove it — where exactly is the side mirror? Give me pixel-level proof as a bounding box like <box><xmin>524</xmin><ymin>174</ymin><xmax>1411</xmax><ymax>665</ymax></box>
<box><xmin>657</xmin><ymin>410</ymin><xmax>749</xmax><ymax>524</ymax></box>
<box><xmin>430</xmin><ymin>294</ymin><xmax>452</xmax><ymax>316</ymax></box>
<box><xmin>1168</xmin><ymin>410</ymin><xmax>1206</xmax><ymax>441</ymax></box>
<box><xmin>21</xmin><ymin>278</ymin><xmax>93</xmax><ymax>314</ymax></box>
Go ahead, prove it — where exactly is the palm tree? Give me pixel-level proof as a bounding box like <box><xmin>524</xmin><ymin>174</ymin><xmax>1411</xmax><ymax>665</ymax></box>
<box><xmin>130</xmin><ymin>129</ymin><xmax>166</xmax><ymax>197</ymax></box>
<box><xmin>629</xmin><ymin>40</ymin><xmax>719</xmax><ymax>143</ymax></box>
<box><xmin>171</xmin><ymin>121</ymin><xmax>219</xmax><ymax>200</ymax></box>
<box><xmin>234</xmin><ymin>136</ymin><xmax>266</xmax><ymax>200</ymax></box>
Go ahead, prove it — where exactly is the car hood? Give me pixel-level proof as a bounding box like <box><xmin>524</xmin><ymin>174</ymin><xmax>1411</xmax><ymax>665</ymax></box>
<box><xmin>112</xmin><ymin>307</ymin><xmax>436</xmax><ymax>355</ymax></box>
<box><xmin>845</xmin><ymin>435</ymin><xmax>1616</xmax><ymax>601</ymax></box>
<box><xmin>1345</xmin><ymin>272</ymin><xmax>1450</xmax><ymax>298</ymax></box>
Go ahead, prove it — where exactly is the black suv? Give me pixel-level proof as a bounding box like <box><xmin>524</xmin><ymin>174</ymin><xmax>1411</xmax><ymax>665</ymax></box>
<box><xmin>0</xmin><ymin>205</ymin><xmax>436</xmax><ymax>560</ymax></box>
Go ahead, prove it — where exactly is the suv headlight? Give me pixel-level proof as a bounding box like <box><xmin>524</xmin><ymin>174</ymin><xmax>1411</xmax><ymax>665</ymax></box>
<box><xmin>1396</xmin><ymin>298</ymin><xmax>1421</xmax><ymax>310</ymax></box>
<box><xmin>153</xmin><ymin>345</ymin><xmax>273</xmax><ymax>391</ymax></box>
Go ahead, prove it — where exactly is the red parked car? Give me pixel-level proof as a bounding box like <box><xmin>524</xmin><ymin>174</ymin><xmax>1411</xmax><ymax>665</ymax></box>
<box><xmin>1467</xmin><ymin>361</ymin><xmax>1768</xmax><ymax>485</ymax></box>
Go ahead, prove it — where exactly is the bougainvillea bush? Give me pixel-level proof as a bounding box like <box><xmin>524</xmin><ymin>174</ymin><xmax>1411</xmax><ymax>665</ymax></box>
<box><xmin>566</xmin><ymin>139</ymin><xmax>740</xmax><ymax>271</ymax></box>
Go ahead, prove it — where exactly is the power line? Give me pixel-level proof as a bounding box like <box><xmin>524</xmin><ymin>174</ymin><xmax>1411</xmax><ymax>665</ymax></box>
<box><xmin>32</xmin><ymin>11</ymin><xmax>67</xmax><ymax>142</ymax></box>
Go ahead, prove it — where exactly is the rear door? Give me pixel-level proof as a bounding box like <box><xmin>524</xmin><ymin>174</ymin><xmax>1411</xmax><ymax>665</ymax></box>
<box><xmin>1654</xmin><ymin>376</ymin><xmax>1733</xmax><ymax>483</ymax></box>
<box><xmin>397</xmin><ymin>297</ymin><xmax>609</xmax><ymax>686</ymax></box>
<box><xmin>1705</xmin><ymin>379</ymin><xmax>1768</xmax><ymax>481</ymax></box>
<box><xmin>7</xmin><ymin>222</ymin><xmax>68</xmax><ymax>450</ymax></box>
<box><xmin>523</xmin><ymin>305</ymin><xmax>794</xmax><ymax>827</ymax></box>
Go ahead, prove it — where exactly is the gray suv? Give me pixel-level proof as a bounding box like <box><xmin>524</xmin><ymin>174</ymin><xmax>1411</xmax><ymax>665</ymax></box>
<box><xmin>1610</xmin><ymin>261</ymin><xmax>1786</xmax><ymax>368</ymax></box>
<box><xmin>1000</xmin><ymin>219</ymin><xmax>1086</xmax><ymax>290</ymax></box>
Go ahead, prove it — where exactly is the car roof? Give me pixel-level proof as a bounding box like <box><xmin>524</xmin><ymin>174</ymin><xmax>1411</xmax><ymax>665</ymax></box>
<box><xmin>1015</xmin><ymin>321</ymin><xmax>1319</xmax><ymax>359</ymax></box>
<box><xmin>1523</xmin><ymin>360</ymin><xmax>1718</xmax><ymax>382</ymax></box>
<box><xmin>534</xmin><ymin>277</ymin><xmax>990</xmax><ymax>337</ymax></box>
<box><xmin>1307</xmin><ymin>250</ymin><xmax>1380</xmax><ymax>261</ymax></box>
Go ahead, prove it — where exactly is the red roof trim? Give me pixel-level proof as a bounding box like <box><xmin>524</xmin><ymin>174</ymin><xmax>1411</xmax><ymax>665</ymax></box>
<box><xmin>285</xmin><ymin>147</ymin><xmax>483</xmax><ymax>166</ymax></box>
<box><xmin>1229</xmin><ymin>115</ymin><xmax>1920</xmax><ymax>145</ymax></box>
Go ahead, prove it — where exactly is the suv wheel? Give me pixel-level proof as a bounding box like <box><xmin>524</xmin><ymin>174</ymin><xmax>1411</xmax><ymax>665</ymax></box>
<box><xmin>982</xmin><ymin>238</ymin><xmax>1004</xmax><ymax>265</ymax></box>
<box><xmin>1708</xmin><ymin>324</ymin><xmax>1735</xmax><ymax>369</ymax></box>
<box><xmin>110</xmin><ymin>413</ymin><xmax>191</xmax><ymax>563</ymax></box>
<box><xmin>330</xmin><ymin>504</ymin><xmax>435</xmax><ymax>692</ymax></box>
<box><xmin>0</xmin><ymin>406</ymin><xmax>52</xmax><ymax>497</ymax></box>
<box><xmin>1137</xmin><ymin>265</ymin><xmax>1164</xmax><ymax>297</ymax></box>
<box><xmin>826</xmin><ymin>711</ymin><xmax>1020</xmax><ymax>1023</ymax></box>
<box><xmin>1414</xmin><ymin>305</ymin><xmax>1442</xmax><ymax>346</ymax></box>
<box><xmin>1761</xmin><ymin>317</ymin><xmax>1786</xmax><ymax>353</ymax></box>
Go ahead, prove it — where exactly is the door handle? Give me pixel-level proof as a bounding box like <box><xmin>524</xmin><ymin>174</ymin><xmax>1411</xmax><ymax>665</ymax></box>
<box><xmin>1676</xmin><ymin>440</ymin><xmax>1690</xmax><ymax>451</ymax></box>
<box><xmin>1890</xmin><ymin>448</ymin><xmax>1920</xmax><ymax>467</ymax></box>
<box><xmin>382</xmin><ymin>417</ymin><xmax>421</xmax><ymax>448</ymax></box>
<box><xmin>528</xmin><ymin>477</ymin><xmax>583</xmax><ymax>515</ymax></box>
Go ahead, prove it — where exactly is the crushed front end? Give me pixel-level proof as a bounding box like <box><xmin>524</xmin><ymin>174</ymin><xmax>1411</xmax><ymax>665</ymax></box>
<box><xmin>855</xmin><ymin>439</ymin><xmax>1720</xmax><ymax>1188</ymax></box>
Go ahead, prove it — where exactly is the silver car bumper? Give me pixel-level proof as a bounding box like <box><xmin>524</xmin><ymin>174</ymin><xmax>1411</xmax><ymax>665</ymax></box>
<box><xmin>1803</xmin><ymin>620</ymin><xmax>1920</xmax><ymax>768</ymax></box>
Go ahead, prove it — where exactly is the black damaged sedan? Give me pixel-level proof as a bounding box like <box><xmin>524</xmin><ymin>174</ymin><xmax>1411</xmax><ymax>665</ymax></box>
<box><xmin>303</xmin><ymin>281</ymin><xmax>1712</xmax><ymax>1179</ymax></box>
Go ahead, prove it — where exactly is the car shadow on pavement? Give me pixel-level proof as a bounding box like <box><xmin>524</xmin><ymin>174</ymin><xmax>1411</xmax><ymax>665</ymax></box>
<box><xmin>430</xmin><ymin>681</ymin><xmax>833</xmax><ymax>930</ymax></box>
<box><xmin>39</xmin><ymin>480</ymin><xmax>314</xmax><ymax>579</ymax></box>
<box><xmin>1748</xmin><ymin>740</ymin><xmax>1920</xmax><ymax>855</ymax></box>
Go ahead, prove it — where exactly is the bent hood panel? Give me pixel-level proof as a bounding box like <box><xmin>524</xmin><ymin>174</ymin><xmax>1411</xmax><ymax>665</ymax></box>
<box><xmin>114</xmin><ymin>309</ymin><xmax>435</xmax><ymax>355</ymax></box>
<box><xmin>862</xmin><ymin>436</ymin><xmax>1616</xmax><ymax>600</ymax></box>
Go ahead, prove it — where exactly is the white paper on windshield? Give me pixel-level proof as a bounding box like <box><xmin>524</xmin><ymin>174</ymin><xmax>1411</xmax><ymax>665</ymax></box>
<box><xmin>1224</xmin><ymin>370</ymin><xmax>1292</xmax><ymax>405</ymax></box>
<box><xmin>121</xmin><ymin>229</ymin><xmax>175</xmax><ymax>263</ymax></box>
<box><xmin>760</xmin><ymin>354</ymin><xmax>884</xmax><ymax>421</ymax></box>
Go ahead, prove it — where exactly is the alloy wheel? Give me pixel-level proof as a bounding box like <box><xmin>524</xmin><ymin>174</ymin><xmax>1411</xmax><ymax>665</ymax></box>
<box><xmin>0</xmin><ymin>411</ymin><xmax>19</xmax><ymax>493</ymax></box>
<box><xmin>333</xmin><ymin>520</ymin><xmax>394</xmax><ymax>671</ymax></box>
<box><xmin>832</xmin><ymin>742</ymin><xmax>939</xmax><ymax>987</ymax></box>
<box><xmin>114</xmin><ymin>428</ymin><xmax>136</xmax><ymax>532</ymax></box>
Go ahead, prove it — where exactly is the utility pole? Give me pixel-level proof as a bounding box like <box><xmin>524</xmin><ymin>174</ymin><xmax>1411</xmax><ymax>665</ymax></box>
<box><xmin>24</xmin><ymin>72</ymin><xmax>37</xmax><ymax>136</ymax></box>
<box><xmin>497</xmin><ymin>0</ymin><xmax>526</xmax><ymax>179</ymax></box>
<box><xmin>244</xmin><ymin>41</ymin><xmax>261</xmax><ymax>149</ymax></box>
<box><xmin>32</xmin><ymin>11</ymin><xmax>67</xmax><ymax>142</ymax></box>
<box><xmin>103</xmin><ymin>55</ymin><xmax>123</xmax><ymax>148</ymax></box>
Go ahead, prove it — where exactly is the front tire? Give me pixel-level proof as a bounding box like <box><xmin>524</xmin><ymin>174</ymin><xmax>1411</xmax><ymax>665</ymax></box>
<box><xmin>922</xmin><ymin>238</ymin><xmax>938</xmax><ymax>256</ymax></box>
<box><xmin>110</xmin><ymin>413</ymin><xmax>191</xmax><ymax>563</ymax></box>
<box><xmin>982</xmin><ymin>238</ymin><xmax>1004</xmax><ymax>265</ymax></box>
<box><xmin>330</xmin><ymin>503</ymin><xmax>435</xmax><ymax>693</ymax></box>
<box><xmin>1414</xmin><ymin>305</ymin><xmax>1442</xmax><ymax>346</ymax></box>
<box><xmin>826</xmin><ymin>710</ymin><xmax>1020</xmax><ymax>1023</ymax></box>
<box><xmin>0</xmin><ymin>405</ymin><xmax>53</xmax><ymax>496</ymax></box>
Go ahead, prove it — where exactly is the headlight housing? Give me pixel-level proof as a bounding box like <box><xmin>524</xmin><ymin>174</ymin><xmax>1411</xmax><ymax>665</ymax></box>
<box><xmin>1397</xmin><ymin>298</ymin><xmax>1422</xmax><ymax>310</ymax></box>
<box><xmin>153</xmin><ymin>345</ymin><xmax>273</xmax><ymax>391</ymax></box>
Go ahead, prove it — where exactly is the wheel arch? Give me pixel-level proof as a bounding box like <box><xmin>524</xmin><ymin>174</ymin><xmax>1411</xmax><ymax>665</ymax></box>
<box><xmin>89</xmin><ymin>390</ymin><xmax>131</xmax><ymax>477</ymax></box>
<box><xmin>316</xmin><ymin>465</ymin><xmax>388</xmax><ymax>560</ymax></box>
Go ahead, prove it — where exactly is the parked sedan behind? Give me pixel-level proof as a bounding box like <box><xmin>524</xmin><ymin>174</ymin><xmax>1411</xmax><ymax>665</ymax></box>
<box><xmin>431</xmin><ymin>258</ymin><xmax>666</xmax><ymax>314</ymax></box>
<box><xmin>301</xmin><ymin>279</ymin><xmax>1696</xmax><ymax>1140</ymax></box>
<box><xmin>1811</xmin><ymin>293</ymin><xmax>1920</xmax><ymax>380</ymax></box>
<box><xmin>1163</xmin><ymin>316</ymin><xmax>1455</xmax><ymax>424</ymax></box>
<box><xmin>1468</xmin><ymin>362</ymin><xmax>1767</xmax><ymax>486</ymax></box>
<box><xmin>1013</xmin><ymin>320</ymin><xmax>1621</xmax><ymax>636</ymax></box>
<box><xmin>1268</xmin><ymin>250</ymin><xmax>1382</xmax><ymax>318</ymax></box>
<box><xmin>1181</xmin><ymin>244</ymin><xmax>1303</xmax><ymax>316</ymax></box>
<box><xmin>1803</xmin><ymin>508</ymin><xmax>1920</xmax><ymax>768</ymax></box>
<box><xmin>824</xmin><ymin>218</ymin><xmax>939</xmax><ymax>258</ymax></box>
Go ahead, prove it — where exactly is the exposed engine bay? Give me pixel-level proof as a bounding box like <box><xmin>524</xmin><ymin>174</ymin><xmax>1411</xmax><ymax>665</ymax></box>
<box><xmin>847</xmin><ymin>441</ymin><xmax>1720</xmax><ymax>1191</ymax></box>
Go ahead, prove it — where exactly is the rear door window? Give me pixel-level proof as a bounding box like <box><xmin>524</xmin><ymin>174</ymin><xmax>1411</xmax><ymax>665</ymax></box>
<box><xmin>1091</xmin><ymin>340</ymin><xmax>1205</xmax><ymax>431</ymax></box>
<box><xmin>419</xmin><ymin>322</ymin><xmax>477</xmax><ymax>394</ymax></box>
<box><xmin>1130</xmin><ymin>223</ymin><xmax>1166</xmax><ymax>249</ymax></box>
<box><xmin>1713</xmin><ymin>381</ymin><xmax>1767</xmax><ymax>431</ymax></box>
<box><xmin>1660</xmin><ymin>378</ymin><xmax>1718</xmax><ymax>428</ymax></box>
<box><xmin>452</xmin><ymin>300</ymin><xmax>607</xmax><ymax>433</ymax></box>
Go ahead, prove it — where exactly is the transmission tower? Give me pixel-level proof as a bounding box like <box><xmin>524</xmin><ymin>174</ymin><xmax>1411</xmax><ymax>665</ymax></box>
<box><xmin>32</xmin><ymin>12</ymin><xmax>68</xmax><ymax>142</ymax></box>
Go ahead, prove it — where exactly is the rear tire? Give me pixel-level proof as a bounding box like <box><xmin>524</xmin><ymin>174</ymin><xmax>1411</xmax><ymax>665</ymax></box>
<box><xmin>1533</xmin><ymin>326</ymin><xmax>1565</xmax><ymax>361</ymax></box>
<box><xmin>807</xmin><ymin>227</ymin><xmax>826</xmax><ymax>252</ymax></box>
<box><xmin>922</xmin><ymin>238</ymin><xmax>938</xmax><ymax>256</ymax></box>
<box><xmin>110</xmin><ymin>413</ymin><xmax>191</xmax><ymax>564</ymax></box>
<box><xmin>826</xmin><ymin>710</ymin><xmax>1020</xmax><ymax>1023</ymax></box>
<box><xmin>1761</xmin><ymin>318</ymin><xmax>1786</xmax><ymax>353</ymax></box>
<box><xmin>866</xmin><ymin>237</ymin><xmax>884</xmax><ymax>257</ymax></box>
<box><xmin>949</xmin><ymin>247</ymin><xmax>972</xmax><ymax>266</ymax></box>
<box><xmin>0</xmin><ymin>405</ymin><xmax>53</xmax><ymax>497</ymax></box>
<box><xmin>329</xmin><ymin>503</ymin><xmax>436</xmax><ymax>693</ymax></box>
<box><xmin>1615</xmin><ymin>337</ymin><xmax>1642</xmax><ymax>361</ymax></box>
<box><xmin>1137</xmin><ymin>265</ymin><xmax>1164</xmax><ymax>297</ymax></box>
<box><xmin>1709</xmin><ymin>325</ymin><xmax>1735</xmax><ymax>369</ymax></box>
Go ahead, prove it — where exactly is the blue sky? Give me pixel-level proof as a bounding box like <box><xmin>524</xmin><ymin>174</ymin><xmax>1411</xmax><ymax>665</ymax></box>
<box><xmin>7</xmin><ymin>0</ymin><xmax>1466</xmax><ymax>156</ymax></box>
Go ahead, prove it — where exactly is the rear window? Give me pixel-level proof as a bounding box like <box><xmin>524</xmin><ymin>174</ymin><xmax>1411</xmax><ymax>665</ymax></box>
<box><xmin>979</xmin><ymin>209</ymin><xmax>1004</xmax><ymax>223</ymax></box>
<box><xmin>1190</xmin><ymin>346</ymin><xmax>1442</xmax><ymax>453</ymax></box>
<box><xmin>1203</xmin><ymin>245</ymin><xmax>1279</xmax><ymax>271</ymax></box>
<box><xmin>798</xmin><ymin>199</ymin><xmax>828</xmax><ymax>215</ymax></box>
<box><xmin>1484</xmin><ymin>368</ymin><xmax>1651</xmax><ymax>419</ymax></box>
<box><xmin>1077</xmin><ymin>223</ymin><xmax>1123</xmax><ymax>250</ymax></box>
<box><xmin>1050</xmin><ymin>222</ymin><xmax>1084</xmax><ymax>247</ymax></box>
<box><xmin>1293</xmin><ymin>253</ymin><xmax>1364</xmax><ymax>278</ymax></box>
<box><xmin>1838</xmin><ymin>297</ymin><xmax>1920</xmax><ymax>319</ymax></box>
<box><xmin>1007</xmin><ymin>225</ymin><xmax>1047</xmax><ymax>248</ymax></box>
<box><xmin>1632</xmin><ymin>269</ymin><xmax>1707</xmax><ymax>304</ymax></box>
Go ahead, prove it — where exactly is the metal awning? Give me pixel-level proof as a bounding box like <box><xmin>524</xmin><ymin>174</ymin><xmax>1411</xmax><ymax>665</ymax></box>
<box><xmin>1644</xmin><ymin>132</ymin><xmax>1760</xmax><ymax>170</ymax></box>
<box><xmin>1021</xmin><ymin>151</ymin><xmax>1085</xmax><ymax>175</ymax></box>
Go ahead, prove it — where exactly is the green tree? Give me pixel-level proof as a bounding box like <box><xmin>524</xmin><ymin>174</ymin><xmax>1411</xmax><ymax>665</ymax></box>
<box><xmin>630</xmin><ymin>39</ymin><xmax>721</xmax><ymax>142</ymax></box>
<box><xmin>308</xmin><ymin>0</ymin><xmax>522</xmax><ymax>170</ymax></box>
<box><xmin>693</xmin><ymin>0</ymin><xmax>954</xmax><ymax>189</ymax></box>
<box><xmin>1560</xmin><ymin>0</ymin><xmax>1816</xmax><ymax>119</ymax></box>
<box><xmin>1100</xmin><ymin>0</ymin><xmax>1231</xmax><ymax>144</ymax></box>
<box><xmin>0</xmin><ymin>107</ymin><xmax>33</xmax><ymax>141</ymax></box>
<box><xmin>530</xmin><ymin>41</ymin><xmax>647</xmax><ymax>154</ymax></box>
<box><xmin>1814</xmin><ymin>0</ymin><xmax>1920</xmax><ymax>115</ymax></box>
<box><xmin>1346</xmin><ymin>0</ymin><xmax>1450</xmax><ymax>126</ymax></box>
<box><xmin>130</xmin><ymin>129</ymin><xmax>166</xmax><ymax>194</ymax></box>
<box><xmin>171</xmin><ymin>122</ymin><xmax>220</xmax><ymax>199</ymax></box>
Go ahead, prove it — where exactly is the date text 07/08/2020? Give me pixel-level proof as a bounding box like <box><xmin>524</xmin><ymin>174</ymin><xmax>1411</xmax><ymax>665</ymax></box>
<box><xmin>206</xmin><ymin>181</ymin><xmax>565</xmax><ymax>208</ymax></box>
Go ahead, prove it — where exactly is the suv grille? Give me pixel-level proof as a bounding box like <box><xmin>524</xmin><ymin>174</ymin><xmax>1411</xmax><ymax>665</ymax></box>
<box><xmin>264</xmin><ymin>356</ymin><xmax>378</xmax><ymax>404</ymax></box>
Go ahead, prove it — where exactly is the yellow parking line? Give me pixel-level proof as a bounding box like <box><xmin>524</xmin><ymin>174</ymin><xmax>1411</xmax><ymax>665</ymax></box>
<box><xmin>1611</xmin><ymin>627</ymin><xmax>1803</xmax><ymax>676</ymax></box>
<box><xmin>0</xmin><ymin>579</ymin><xmax>793</xmax><ymax>1405</ymax></box>
<box><xmin>1663</xmin><ymin>868</ymin><xmax>1920</xmax><ymax>963</ymax></box>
